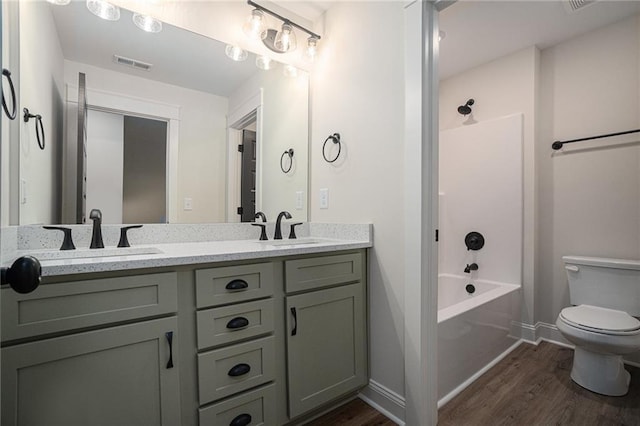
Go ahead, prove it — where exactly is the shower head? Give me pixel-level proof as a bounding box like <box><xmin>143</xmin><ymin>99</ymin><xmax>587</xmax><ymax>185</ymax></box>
<box><xmin>457</xmin><ymin>99</ymin><xmax>475</xmax><ymax>116</ymax></box>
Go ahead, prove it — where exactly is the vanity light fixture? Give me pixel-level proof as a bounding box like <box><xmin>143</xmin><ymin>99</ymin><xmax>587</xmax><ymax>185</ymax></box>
<box><xmin>225</xmin><ymin>45</ymin><xmax>248</xmax><ymax>62</ymax></box>
<box><xmin>243</xmin><ymin>9</ymin><xmax>266</xmax><ymax>40</ymax></box>
<box><xmin>47</xmin><ymin>0</ymin><xmax>72</xmax><ymax>5</ymax></box>
<box><xmin>304</xmin><ymin>36</ymin><xmax>318</xmax><ymax>62</ymax></box>
<box><xmin>86</xmin><ymin>0</ymin><xmax>121</xmax><ymax>21</ymax></box>
<box><xmin>256</xmin><ymin>55</ymin><xmax>276</xmax><ymax>70</ymax></box>
<box><xmin>246</xmin><ymin>0</ymin><xmax>321</xmax><ymax>55</ymax></box>
<box><xmin>133</xmin><ymin>13</ymin><xmax>163</xmax><ymax>33</ymax></box>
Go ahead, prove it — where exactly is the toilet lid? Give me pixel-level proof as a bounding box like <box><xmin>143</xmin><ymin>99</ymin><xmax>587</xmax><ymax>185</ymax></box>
<box><xmin>561</xmin><ymin>305</ymin><xmax>640</xmax><ymax>333</ymax></box>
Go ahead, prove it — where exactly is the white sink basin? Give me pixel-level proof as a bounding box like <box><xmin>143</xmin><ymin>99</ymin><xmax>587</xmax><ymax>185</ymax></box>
<box><xmin>28</xmin><ymin>246</ymin><xmax>164</xmax><ymax>261</ymax></box>
<box><xmin>258</xmin><ymin>238</ymin><xmax>322</xmax><ymax>247</ymax></box>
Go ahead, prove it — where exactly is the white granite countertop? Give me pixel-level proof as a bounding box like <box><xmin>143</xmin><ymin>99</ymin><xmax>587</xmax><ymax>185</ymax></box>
<box><xmin>15</xmin><ymin>237</ymin><xmax>371</xmax><ymax>277</ymax></box>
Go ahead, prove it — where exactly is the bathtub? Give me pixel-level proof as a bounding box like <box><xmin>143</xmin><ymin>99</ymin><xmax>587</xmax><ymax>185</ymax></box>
<box><xmin>437</xmin><ymin>273</ymin><xmax>521</xmax><ymax>407</ymax></box>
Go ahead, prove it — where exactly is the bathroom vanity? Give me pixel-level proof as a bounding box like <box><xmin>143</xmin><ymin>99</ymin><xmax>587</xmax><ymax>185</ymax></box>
<box><xmin>0</xmin><ymin>229</ymin><xmax>370</xmax><ymax>426</ymax></box>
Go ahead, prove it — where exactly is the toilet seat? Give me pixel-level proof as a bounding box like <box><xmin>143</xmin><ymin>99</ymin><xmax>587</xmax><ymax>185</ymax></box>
<box><xmin>560</xmin><ymin>304</ymin><xmax>640</xmax><ymax>336</ymax></box>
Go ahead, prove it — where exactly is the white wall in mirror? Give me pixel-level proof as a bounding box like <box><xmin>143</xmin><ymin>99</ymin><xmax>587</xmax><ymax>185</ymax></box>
<box><xmin>5</xmin><ymin>1</ymin><xmax>311</xmax><ymax>226</ymax></box>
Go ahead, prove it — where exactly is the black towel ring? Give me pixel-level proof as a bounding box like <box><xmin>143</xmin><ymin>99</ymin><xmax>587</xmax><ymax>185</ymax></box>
<box><xmin>23</xmin><ymin>108</ymin><xmax>45</xmax><ymax>150</ymax></box>
<box><xmin>2</xmin><ymin>69</ymin><xmax>17</xmax><ymax>120</ymax></box>
<box><xmin>322</xmin><ymin>133</ymin><xmax>341</xmax><ymax>163</ymax></box>
<box><xmin>280</xmin><ymin>148</ymin><xmax>294</xmax><ymax>173</ymax></box>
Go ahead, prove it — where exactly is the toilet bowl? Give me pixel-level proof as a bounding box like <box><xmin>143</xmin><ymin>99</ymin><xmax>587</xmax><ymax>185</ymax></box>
<box><xmin>556</xmin><ymin>304</ymin><xmax>640</xmax><ymax>396</ymax></box>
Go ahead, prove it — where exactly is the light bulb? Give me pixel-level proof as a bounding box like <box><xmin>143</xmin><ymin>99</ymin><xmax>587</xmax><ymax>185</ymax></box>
<box><xmin>304</xmin><ymin>36</ymin><xmax>318</xmax><ymax>62</ymax></box>
<box><xmin>274</xmin><ymin>22</ymin><xmax>296</xmax><ymax>52</ymax></box>
<box><xmin>225</xmin><ymin>45</ymin><xmax>248</xmax><ymax>62</ymax></box>
<box><xmin>243</xmin><ymin>9</ymin><xmax>266</xmax><ymax>40</ymax></box>
<box><xmin>133</xmin><ymin>13</ymin><xmax>162</xmax><ymax>33</ymax></box>
<box><xmin>86</xmin><ymin>0</ymin><xmax>120</xmax><ymax>21</ymax></box>
<box><xmin>283</xmin><ymin>65</ymin><xmax>298</xmax><ymax>78</ymax></box>
<box><xmin>47</xmin><ymin>0</ymin><xmax>71</xmax><ymax>5</ymax></box>
<box><xmin>256</xmin><ymin>56</ymin><xmax>276</xmax><ymax>71</ymax></box>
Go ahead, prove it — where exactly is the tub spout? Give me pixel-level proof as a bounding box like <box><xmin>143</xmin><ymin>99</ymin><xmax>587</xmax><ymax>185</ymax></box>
<box><xmin>464</xmin><ymin>263</ymin><xmax>478</xmax><ymax>273</ymax></box>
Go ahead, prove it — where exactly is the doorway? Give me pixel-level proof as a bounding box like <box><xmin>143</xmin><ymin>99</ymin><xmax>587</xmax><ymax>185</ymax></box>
<box><xmin>85</xmin><ymin>110</ymin><xmax>167</xmax><ymax>224</ymax></box>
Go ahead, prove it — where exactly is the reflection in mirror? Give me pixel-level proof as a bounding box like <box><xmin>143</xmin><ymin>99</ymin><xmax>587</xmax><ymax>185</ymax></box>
<box><xmin>4</xmin><ymin>0</ymin><xmax>309</xmax><ymax>226</ymax></box>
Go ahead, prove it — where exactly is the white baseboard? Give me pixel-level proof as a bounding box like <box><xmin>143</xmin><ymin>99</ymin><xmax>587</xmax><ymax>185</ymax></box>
<box><xmin>359</xmin><ymin>380</ymin><xmax>406</xmax><ymax>425</ymax></box>
<box><xmin>512</xmin><ymin>321</ymin><xmax>640</xmax><ymax>366</ymax></box>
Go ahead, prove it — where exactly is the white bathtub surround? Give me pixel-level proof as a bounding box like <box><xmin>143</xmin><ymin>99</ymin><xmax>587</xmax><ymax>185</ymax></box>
<box><xmin>437</xmin><ymin>274</ymin><xmax>521</xmax><ymax>405</ymax></box>
<box><xmin>439</xmin><ymin>114</ymin><xmax>523</xmax><ymax>286</ymax></box>
<box><xmin>1</xmin><ymin>223</ymin><xmax>372</xmax><ymax>276</ymax></box>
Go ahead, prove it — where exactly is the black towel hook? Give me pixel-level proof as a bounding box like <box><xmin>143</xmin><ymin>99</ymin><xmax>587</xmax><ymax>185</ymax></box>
<box><xmin>23</xmin><ymin>108</ymin><xmax>45</xmax><ymax>150</ymax></box>
<box><xmin>280</xmin><ymin>148</ymin><xmax>294</xmax><ymax>173</ymax></box>
<box><xmin>322</xmin><ymin>133</ymin><xmax>341</xmax><ymax>163</ymax></box>
<box><xmin>2</xmin><ymin>69</ymin><xmax>17</xmax><ymax>120</ymax></box>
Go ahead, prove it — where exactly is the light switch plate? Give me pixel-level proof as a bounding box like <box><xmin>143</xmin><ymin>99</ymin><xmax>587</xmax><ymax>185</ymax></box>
<box><xmin>319</xmin><ymin>188</ymin><xmax>328</xmax><ymax>209</ymax></box>
<box><xmin>296</xmin><ymin>191</ymin><xmax>304</xmax><ymax>210</ymax></box>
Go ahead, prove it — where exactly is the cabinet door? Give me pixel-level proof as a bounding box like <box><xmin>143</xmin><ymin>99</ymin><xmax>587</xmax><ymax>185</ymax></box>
<box><xmin>286</xmin><ymin>283</ymin><xmax>366</xmax><ymax>418</ymax></box>
<box><xmin>1</xmin><ymin>317</ymin><xmax>180</xmax><ymax>426</ymax></box>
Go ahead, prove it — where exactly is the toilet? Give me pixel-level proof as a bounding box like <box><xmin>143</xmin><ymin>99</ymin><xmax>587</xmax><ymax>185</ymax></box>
<box><xmin>556</xmin><ymin>255</ymin><xmax>640</xmax><ymax>396</ymax></box>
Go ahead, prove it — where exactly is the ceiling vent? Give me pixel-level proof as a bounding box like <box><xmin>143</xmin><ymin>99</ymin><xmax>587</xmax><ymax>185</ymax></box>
<box><xmin>564</xmin><ymin>0</ymin><xmax>597</xmax><ymax>13</ymax></box>
<box><xmin>113</xmin><ymin>55</ymin><xmax>152</xmax><ymax>71</ymax></box>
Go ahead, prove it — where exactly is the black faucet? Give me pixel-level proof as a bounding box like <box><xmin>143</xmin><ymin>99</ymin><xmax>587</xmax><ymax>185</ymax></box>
<box><xmin>274</xmin><ymin>211</ymin><xmax>292</xmax><ymax>240</ymax></box>
<box><xmin>464</xmin><ymin>263</ymin><xmax>478</xmax><ymax>273</ymax></box>
<box><xmin>89</xmin><ymin>209</ymin><xmax>104</xmax><ymax>249</ymax></box>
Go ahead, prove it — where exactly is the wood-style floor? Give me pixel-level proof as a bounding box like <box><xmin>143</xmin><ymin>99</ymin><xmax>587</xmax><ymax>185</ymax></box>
<box><xmin>438</xmin><ymin>341</ymin><xmax>640</xmax><ymax>425</ymax></box>
<box><xmin>312</xmin><ymin>341</ymin><xmax>640</xmax><ymax>425</ymax></box>
<box><xmin>308</xmin><ymin>398</ymin><xmax>396</xmax><ymax>425</ymax></box>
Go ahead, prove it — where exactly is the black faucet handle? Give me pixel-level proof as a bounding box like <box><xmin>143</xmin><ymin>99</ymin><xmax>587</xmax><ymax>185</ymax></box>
<box><xmin>251</xmin><ymin>223</ymin><xmax>268</xmax><ymax>241</ymax></box>
<box><xmin>255</xmin><ymin>212</ymin><xmax>267</xmax><ymax>222</ymax></box>
<box><xmin>288</xmin><ymin>223</ymin><xmax>303</xmax><ymax>239</ymax></box>
<box><xmin>118</xmin><ymin>225</ymin><xmax>143</xmax><ymax>248</ymax></box>
<box><xmin>43</xmin><ymin>226</ymin><xmax>76</xmax><ymax>250</ymax></box>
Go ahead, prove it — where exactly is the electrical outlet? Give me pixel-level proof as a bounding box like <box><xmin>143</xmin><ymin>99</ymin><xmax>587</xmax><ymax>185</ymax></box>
<box><xmin>319</xmin><ymin>188</ymin><xmax>328</xmax><ymax>209</ymax></box>
<box><xmin>183</xmin><ymin>197</ymin><xmax>193</xmax><ymax>211</ymax></box>
<box><xmin>20</xmin><ymin>179</ymin><xmax>27</xmax><ymax>204</ymax></box>
<box><xmin>296</xmin><ymin>191</ymin><xmax>304</xmax><ymax>210</ymax></box>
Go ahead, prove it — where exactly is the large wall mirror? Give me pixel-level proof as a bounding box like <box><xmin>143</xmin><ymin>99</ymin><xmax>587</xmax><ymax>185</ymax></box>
<box><xmin>1</xmin><ymin>0</ymin><xmax>309</xmax><ymax>226</ymax></box>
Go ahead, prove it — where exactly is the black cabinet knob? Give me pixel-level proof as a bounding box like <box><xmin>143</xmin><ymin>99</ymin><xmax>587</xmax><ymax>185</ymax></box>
<box><xmin>1</xmin><ymin>256</ymin><xmax>42</xmax><ymax>294</ymax></box>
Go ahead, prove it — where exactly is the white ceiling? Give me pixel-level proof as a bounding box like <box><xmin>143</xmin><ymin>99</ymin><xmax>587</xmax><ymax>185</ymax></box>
<box><xmin>50</xmin><ymin>1</ymin><xmax>640</xmax><ymax>94</ymax></box>
<box><xmin>51</xmin><ymin>1</ymin><xmax>260</xmax><ymax>97</ymax></box>
<box><xmin>439</xmin><ymin>0</ymin><xmax>640</xmax><ymax>79</ymax></box>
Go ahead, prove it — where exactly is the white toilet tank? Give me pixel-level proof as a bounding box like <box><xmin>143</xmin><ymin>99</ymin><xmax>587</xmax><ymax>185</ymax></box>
<box><xmin>563</xmin><ymin>256</ymin><xmax>640</xmax><ymax>316</ymax></box>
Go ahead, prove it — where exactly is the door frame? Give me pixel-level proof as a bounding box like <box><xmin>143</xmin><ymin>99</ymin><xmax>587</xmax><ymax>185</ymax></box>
<box><xmin>65</xmin><ymin>85</ymin><xmax>179</xmax><ymax>223</ymax></box>
<box><xmin>227</xmin><ymin>89</ymin><xmax>263</xmax><ymax>222</ymax></box>
<box><xmin>403</xmin><ymin>1</ymin><xmax>442</xmax><ymax>425</ymax></box>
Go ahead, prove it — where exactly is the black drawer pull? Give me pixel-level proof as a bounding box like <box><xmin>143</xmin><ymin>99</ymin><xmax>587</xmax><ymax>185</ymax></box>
<box><xmin>228</xmin><ymin>363</ymin><xmax>251</xmax><ymax>377</ymax></box>
<box><xmin>230</xmin><ymin>413</ymin><xmax>252</xmax><ymax>426</ymax></box>
<box><xmin>225</xmin><ymin>279</ymin><xmax>249</xmax><ymax>291</ymax></box>
<box><xmin>226</xmin><ymin>317</ymin><xmax>249</xmax><ymax>330</ymax></box>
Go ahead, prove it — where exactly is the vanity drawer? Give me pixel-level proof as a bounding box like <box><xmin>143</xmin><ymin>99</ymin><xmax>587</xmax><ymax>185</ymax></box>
<box><xmin>198</xmin><ymin>383</ymin><xmax>275</xmax><ymax>426</ymax></box>
<box><xmin>1</xmin><ymin>272</ymin><xmax>178</xmax><ymax>342</ymax></box>
<box><xmin>197</xmin><ymin>336</ymin><xmax>275</xmax><ymax>405</ymax></box>
<box><xmin>196</xmin><ymin>298</ymin><xmax>274</xmax><ymax>350</ymax></box>
<box><xmin>195</xmin><ymin>263</ymin><xmax>274</xmax><ymax>308</ymax></box>
<box><xmin>285</xmin><ymin>252</ymin><xmax>362</xmax><ymax>294</ymax></box>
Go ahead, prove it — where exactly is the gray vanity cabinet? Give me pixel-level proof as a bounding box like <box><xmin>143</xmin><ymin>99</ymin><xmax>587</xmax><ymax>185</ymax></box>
<box><xmin>284</xmin><ymin>253</ymin><xmax>367</xmax><ymax>419</ymax></box>
<box><xmin>1</xmin><ymin>317</ymin><xmax>180</xmax><ymax>426</ymax></box>
<box><xmin>0</xmin><ymin>272</ymin><xmax>181</xmax><ymax>426</ymax></box>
